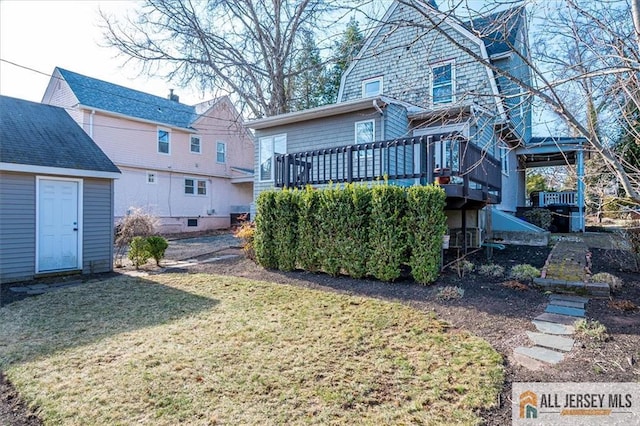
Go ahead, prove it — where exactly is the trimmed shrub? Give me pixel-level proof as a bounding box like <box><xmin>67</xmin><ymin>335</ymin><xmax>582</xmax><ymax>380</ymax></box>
<box><xmin>590</xmin><ymin>272</ymin><xmax>623</xmax><ymax>292</ymax></box>
<box><xmin>510</xmin><ymin>264</ymin><xmax>540</xmax><ymax>281</ymax></box>
<box><xmin>406</xmin><ymin>185</ymin><xmax>447</xmax><ymax>284</ymax></box>
<box><xmin>128</xmin><ymin>236</ymin><xmax>150</xmax><ymax>269</ymax></box>
<box><xmin>272</xmin><ymin>189</ymin><xmax>300</xmax><ymax>271</ymax></box>
<box><xmin>254</xmin><ymin>191</ymin><xmax>279</xmax><ymax>269</ymax></box>
<box><xmin>478</xmin><ymin>264</ymin><xmax>505</xmax><ymax>279</ymax></box>
<box><xmin>522</xmin><ymin>208</ymin><xmax>552</xmax><ymax>230</ymax></box>
<box><xmin>296</xmin><ymin>187</ymin><xmax>321</xmax><ymax>271</ymax></box>
<box><xmin>341</xmin><ymin>184</ymin><xmax>372</xmax><ymax>279</ymax></box>
<box><xmin>450</xmin><ymin>260</ymin><xmax>474</xmax><ymax>278</ymax></box>
<box><xmin>317</xmin><ymin>185</ymin><xmax>346</xmax><ymax>276</ymax></box>
<box><xmin>146</xmin><ymin>236</ymin><xmax>169</xmax><ymax>266</ymax></box>
<box><xmin>368</xmin><ymin>184</ymin><xmax>407</xmax><ymax>281</ymax></box>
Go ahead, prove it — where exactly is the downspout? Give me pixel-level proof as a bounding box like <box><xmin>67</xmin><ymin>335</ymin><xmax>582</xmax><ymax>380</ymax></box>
<box><xmin>373</xmin><ymin>99</ymin><xmax>385</xmax><ymax>140</ymax></box>
<box><xmin>89</xmin><ymin>109</ymin><xmax>96</xmax><ymax>138</ymax></box>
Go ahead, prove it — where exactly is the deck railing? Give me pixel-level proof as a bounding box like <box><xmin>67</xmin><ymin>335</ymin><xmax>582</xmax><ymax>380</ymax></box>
<box><xmin>538</xmin><ymin>191</ymin><xmax>577</xmax><ymax>207</ymax></box>
<box><xmin>273</xmin><ymin>136</ymin><xmax>502</xmax><ymax>202</ymax></box>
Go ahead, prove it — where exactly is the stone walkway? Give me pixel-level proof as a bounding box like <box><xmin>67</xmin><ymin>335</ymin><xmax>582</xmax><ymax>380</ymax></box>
<box><xmin>514</xmin><ymin>294</ymin><xmax>588</xmax><ymax>369</ymax></box>
<box><xmin>514</xmin><ymin>234</ymin><xmax>612</xmax><ymax>370</ymax></box>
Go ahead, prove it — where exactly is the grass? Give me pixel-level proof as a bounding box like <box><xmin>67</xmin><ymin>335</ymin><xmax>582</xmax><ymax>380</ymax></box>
<box><xmin>0</xmin><ymin>274</ymin><xmax>503</xmax><ymax>425</ymax></box>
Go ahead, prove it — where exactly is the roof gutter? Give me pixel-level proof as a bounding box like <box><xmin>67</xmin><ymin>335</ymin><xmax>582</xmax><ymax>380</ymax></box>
<box><xmin>76</xmin><ymin>104</ymin><xmax>195</xmax><ymax>133</ymax></box>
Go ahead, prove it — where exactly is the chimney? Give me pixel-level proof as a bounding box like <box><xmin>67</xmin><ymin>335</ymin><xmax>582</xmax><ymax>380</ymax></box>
<box><xmin>168</xmin><ymin>89</ymin><xmax>179</xmax><ymax>102</ymax></box>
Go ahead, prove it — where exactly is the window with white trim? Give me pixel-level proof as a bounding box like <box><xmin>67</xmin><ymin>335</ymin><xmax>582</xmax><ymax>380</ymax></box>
<box><xmin>158</xmin><ymin>128</ymin><xmax>170</xmax><ymax>154</ymax></box>
<box><xmin>500</xmin><ymin>144</ymin><xmax>509</xmax><ymax>176</ymax></box>
<box><xmin>185</xmin><ymin>178</ymin><xmax>207</xmax><ymax>195</ymax></box>
<box><xmin>216</xmin><ymin>141</ymin><xmax>226</xmax><ymax>163</ymax></box>
<box><xmin>146</xmin><ymin>171</ymin><xmax>156</xmax><ymax>184</ymax></box>
<box><xmin>259</xmin><ymin>134</ymin><xmax>287</xmax><ymax>181</ymax></box>
<box><xmin>355</xmin><ymin>120</ymin><xmax>375</xmax><ymax>159</ymax></box>
<box><xmin>431</xmin><ymin>61</ymin><xmax>455</xmax><ymax>104</ymax></box>
<box><xmin>362</xmin><ymin>77</ymin><xmax>383</xmax><ymax>97</ymax></box>
<box><xmin>190</xmin><ymin>135</ymin><xmax>201</xmax><ymax>153</ymax></box>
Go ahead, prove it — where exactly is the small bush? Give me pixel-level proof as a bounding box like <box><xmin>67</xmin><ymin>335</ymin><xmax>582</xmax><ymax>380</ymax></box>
<box><xmin>233</xmin><ymin>220</ymin><xmax>256</xmax><ymax>261</ymax></box>
<box><xmin>501</xmin><ymin>280</ymin><xmax>529</xmax><ymax>291</ymax></box>
<box><xmin>590</xmin><ymin>272</ymin><xmax>623</xmax><ymax>292</ymax></box>
<box><xmin>574</xmin><ymin>319</ymin><xmax>609</xmax><ymax>342</ymax></box>
<box><xmin>115</xmin><ymin>208</ymin><xmax>157</xmax><ymax>267</ymax></box>
<box><xmin>608</xmin><ymin>299</ymin><xmax>638</xmax><ymax>311</ymax></box>
<box><xmin>522</xmin><ymin>208</ymin><xmax>552</xmax><ymax>230</ymax></box>
<box><xmin>478</xmin><ymin>264</ymin><xmax>505</xmax><ymax>279</ymax></box>
<box><xmin>450</xmin><ymin>259</ymin><xmax>474</xmax><ymax>278</ymax></box>
<box><xmin>146</xmin><ymin>236</ymin><xmax>169</xmax><ymax>266</ymax></box>
<box><xmin>128</xmin><ymin>236</ymin><xmax>151</xmax><ymax>269</ymax></box>
<box><xmin>510</xmin><ymin>264</ymin><xmax>540</xmax><ymax>281</ymax></box>
<box><xmin>437</xmin><ymin>286</ymin><xmax>464</xmax><ymax>300</ymax></box>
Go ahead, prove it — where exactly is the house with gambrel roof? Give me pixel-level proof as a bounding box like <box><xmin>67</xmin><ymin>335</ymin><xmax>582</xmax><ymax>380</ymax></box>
<box><xmin>246</xmin><ymin>1</ymin><xmax>587</xmax><ymax>248</ymax></box>
<box><xmin>43</xmin><ymin>67</ymin><xmax>254</xmax><ymax>233</ymax></box>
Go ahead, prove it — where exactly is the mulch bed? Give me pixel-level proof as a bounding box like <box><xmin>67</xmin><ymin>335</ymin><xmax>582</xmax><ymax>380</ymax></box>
<box><xmin>2</xmin><ymin>241</ymin><xmax>638</xmax><ymax>425</ymax></box>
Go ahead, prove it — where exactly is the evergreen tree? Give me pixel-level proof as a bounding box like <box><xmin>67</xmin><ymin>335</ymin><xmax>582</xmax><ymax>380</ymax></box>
<box><xmin>324</xmin><ymin>17</ymin><xmax>365</xmax><ymax>104</ymax></box>
<box><xmin>291</xmin><ymin>31</ymin><xmax>326</xmax><ymax>111</ymax></box>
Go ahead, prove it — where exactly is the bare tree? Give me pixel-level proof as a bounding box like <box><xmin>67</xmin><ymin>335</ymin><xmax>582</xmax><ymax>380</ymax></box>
<box><xmin>379</xmin><ymin>0</ymin><xmax>640</xmax><ymax>202</ymax></box>
<box><xmin>100</xmin><ymin>0</ymin><xmax>355</xmax><ymax>118</ymax></box>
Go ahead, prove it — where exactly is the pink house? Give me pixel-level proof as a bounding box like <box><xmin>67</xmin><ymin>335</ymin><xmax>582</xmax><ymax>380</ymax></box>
<box><xmin>42</xmin><ymin>67</ymin><xmax>254</xmax><ymax>233</ymax></box>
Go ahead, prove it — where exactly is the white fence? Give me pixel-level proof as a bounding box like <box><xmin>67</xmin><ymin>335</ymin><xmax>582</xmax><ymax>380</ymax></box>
<box><xmin>539</xmin><ymin>191</ymin><xmax>577</xmax><ymax>207</ymax></box>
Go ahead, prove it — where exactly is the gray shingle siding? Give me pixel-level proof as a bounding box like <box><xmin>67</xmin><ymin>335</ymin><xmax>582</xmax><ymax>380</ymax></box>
<box><xmin>0</xmin><ymin>172</ymin><xmax>36</xmax><ymax>283</ymax></box>
<box><xmin>82</xmin><ymin>179</ymin><xmax>115</xmax><ymax>274</ymax></box>
<box><xmin>340</xmin><ymin>4</ymin><xmax>496</xmax><ymax>113</ymax></box>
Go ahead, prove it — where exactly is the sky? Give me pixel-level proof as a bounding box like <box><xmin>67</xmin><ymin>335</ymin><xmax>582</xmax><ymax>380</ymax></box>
<box><xmin>0</xmin><ymin>0</ymin><xmax>208</xmax><ymax>105</ymax></box>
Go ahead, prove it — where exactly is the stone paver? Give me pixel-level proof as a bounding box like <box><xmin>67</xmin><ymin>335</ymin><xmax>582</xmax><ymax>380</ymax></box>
<box><xmin>548</xmin><ymin>299</ymin><xmax>584</xmax><ymax>309</ymax></box>
<box><xmin>8</xmin><ymin>286</ymin><xmax>29</xmax><ymax>293</ymax></box>
<box><xmin>549</xmin><ymin>294</ymin><xmax>589</xmax><ymax>304</ymax></box>
<box><xmin>526</xmin><ymin>331</ymin><xmax>574</xmax><ymax>352</ymax></box>
<box><xmin>545</xmin><ymin>304</ymin><xmax>585</xmax><ymax>317</ymax></box>
<box><xmin>514</xmin><ymin>346</ymin><xmax>564</xmax><ymax>364</ymax></box>
<box><xmin>534</xmin><ymin>312</ymin><xmax>578</xmax><ymax>326</ymax></box>
<box><xmin>532</xmin><ymin>320</ymin><xmax>575</xmax><ymax>335</ymax></box>
<box><xmin>512</xmin><ymin>352</ymin><xmax>546</xmax><ymax>371</ymax></box>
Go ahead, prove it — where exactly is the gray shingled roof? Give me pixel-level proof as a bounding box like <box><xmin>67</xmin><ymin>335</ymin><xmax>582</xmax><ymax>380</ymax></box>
<box><xmin>0</xmin><ymin>95</ymin><xmax>120</xmax><ymax>174</ymax></box>
<box><xmin>57</xmin><ymin>67</ymin><xmax>197</xmax><ymax>129</ymax></box>
<box><xmin>466</xmin><ymin>7</ymin><xmax>524</xmax><ymax>56</ymax></box>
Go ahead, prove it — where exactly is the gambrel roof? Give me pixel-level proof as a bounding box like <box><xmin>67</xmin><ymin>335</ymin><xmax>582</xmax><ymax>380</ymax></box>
<box><xmin>0</xmin><ymin>95</ymin><xmax>120</xmax><ymax>177</ymax></box>
<box><xmin>466</xmin><ymin>6</ymin><xmax>525</xmax><ymax>56</ymax></box>
<box><xmin>54</xmin><ymin>67</ymin><xmax>198</xmax><ymax>129</ymax></box>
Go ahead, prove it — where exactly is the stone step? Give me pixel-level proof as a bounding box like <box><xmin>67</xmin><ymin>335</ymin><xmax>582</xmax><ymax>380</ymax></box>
<box><xmin>532</xmin><ymin>320</ymin><xmax>575</xmax><ymax>335</ymax></box>
<box><xmin>534</xmin><ymin>312</ymin><xmax>578</xmax><ymax>326</ymax></box>
<box><xmin>545</xmin><ymin>304</ymin><xmax>585</xmax><ymax>317</ymax></box>
<box><xmin>549</xmin><ymin>294</ymin><xmax>589</xmax><ymax>304</ymax></box>
<box><xmin>514</xmin><ymin>346</ymin><xmax>564</xmax><ymax>364</ymax></box>
<box><xmin>9</xmin><ymin>286</ymin><xmax>30</xmax><ymax>293</ymax></box>
<box><xmin>548</xmin><ymin>299</ymin><xmax>585</xmax><ymax>309</ymax></box>
<box><xmin>526</xmin><ymin>331</ymin><xmax>574</xmax><ymax>352</ymax></box>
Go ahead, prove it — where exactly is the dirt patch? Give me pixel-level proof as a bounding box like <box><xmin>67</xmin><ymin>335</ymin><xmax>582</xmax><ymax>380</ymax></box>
<box><xmin>2</xmin><ymin>237</ymin><xmax>638</xmax><ymax>425</ymax></box>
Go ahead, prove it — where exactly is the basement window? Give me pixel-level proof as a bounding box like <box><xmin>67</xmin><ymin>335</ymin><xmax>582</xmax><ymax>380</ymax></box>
<box><xmin>187</xmin><ymin>219</ymin><xmax>198</xmax><ymax>227</ymax></box>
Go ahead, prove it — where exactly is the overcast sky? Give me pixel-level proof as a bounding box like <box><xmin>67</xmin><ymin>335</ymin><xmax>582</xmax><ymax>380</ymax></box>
<box><xmin>0</xmin><ymin>0</ymin><xmax>208</xmax><ymax>105</ymax></box>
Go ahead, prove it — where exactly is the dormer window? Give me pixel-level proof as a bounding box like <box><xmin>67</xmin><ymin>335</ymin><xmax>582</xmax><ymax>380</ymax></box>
<box><xmin>431</xmin><ymin>61</ymin><xmax>455</xmax><ymax>104</ymax></box>
<box><xmin>362</xmin><ymin>76</ymin><xmax>383</xmax><ymax>97</ymax></box>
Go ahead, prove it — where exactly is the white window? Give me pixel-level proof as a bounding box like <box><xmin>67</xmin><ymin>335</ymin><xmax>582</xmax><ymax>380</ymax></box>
<box><xmin>500</xmin><ymin>144</ymin><xmax>509</xmax><ymax>176</ymax></box>
<box><xmin>185</xmin><ymin>178</ymin><xmax>207</xmax><ymax>195</ymax></box>
<box><xmin>216</xmin><ymin>141</ymin><xmax>226</xmax><ymax>163</ymax></box>
<box><xmin>190</xmin><ymin>135</ymin><xmax>201</xmax><ymax>153</ymax></box>
<box><xmin>355</xmin><ymin>120</ymin><xmax>375</xmax><ymax>144</ymax></box>
<box><xmin>431</xmin><ymin>61</ymin><xmax>455</xmax><ymax>104</ymax></box>
<box><xmin>362</xmin><ymin>76</ymin><xmax>383</xmax><ymax>97</ymax></box>
<box><xmin>259</xmin><ymin>134</ymin><xmax>287</xmax><ymax>181</ymax></box>
<box><xmin>158</xmin><ymin>128</ymin><xmax>170</xmax><ymax>154</ymax></box>
<box><xmin>146</xmin><ymin>171</ymin><xmax>156</xmax><ymax>184</ymax></box>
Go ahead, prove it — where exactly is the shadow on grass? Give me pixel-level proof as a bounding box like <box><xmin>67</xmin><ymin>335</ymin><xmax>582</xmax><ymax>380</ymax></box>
<box><xmin>0</xmin><ymin>275</ymin><xmax>218</xmax><ymax>368</ymax></box>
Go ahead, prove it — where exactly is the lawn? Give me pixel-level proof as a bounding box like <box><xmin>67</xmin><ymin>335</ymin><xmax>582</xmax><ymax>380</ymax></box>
<box><xmin>0</xmin><ymin>274</ymin><xmax>503</xmax><ymax>425</ymax></box>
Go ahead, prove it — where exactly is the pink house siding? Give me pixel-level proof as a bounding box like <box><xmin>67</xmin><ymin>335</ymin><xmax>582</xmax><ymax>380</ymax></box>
<box><xmin>42</xmin><ymin>69</ymin><xmax>254</xmax><ymax>233</ymax></box>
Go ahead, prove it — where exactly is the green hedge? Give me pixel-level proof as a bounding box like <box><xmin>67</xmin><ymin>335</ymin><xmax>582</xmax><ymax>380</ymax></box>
<box><xmin>254</xmin><ymin>183</ymin><xmax>447</xmax><ymax>284</ymax></box>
